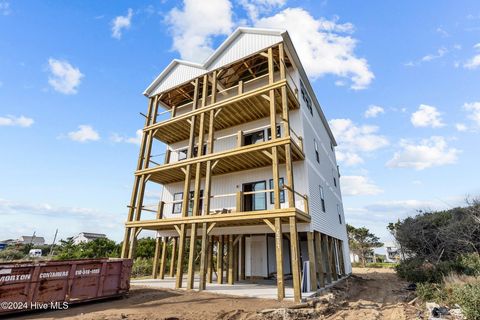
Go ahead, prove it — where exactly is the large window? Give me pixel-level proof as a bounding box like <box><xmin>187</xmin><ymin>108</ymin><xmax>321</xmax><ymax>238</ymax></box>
<box><xmin>177</xmin><ymin>144</ymin><xmax>207</xmax><ymax>161</ymax></box>
<box><xmin>314</xmin><ymin>139</ymin><xmax>320</xmax><ymax>163</ymax></box>
<box><xmin>172</xmin><ymin>192</ymin><xmax>183</xmax><ymax>214</ymax></box>
<box><xmin>269</xmin><ymin>177</ymin><xmax>285</xmax><ymax>204</ymax></box>
<box><xmin>187</xmin><ymin>190</ymin><xmax>203</xmax><ymax>215</ymax></box>
<box><xmin>242</xmin><ymin>181</ymin><xmax>267</xmax><ymax>211</ymax></box>
<box><xmin>300</xmin><ymin>81</ymin><xmax>313</xmax><ymax>115</ymax></box>
<box><xmin>319</xmin><ymin>185</ymin><xmax>326</xmax><ymax>212</ymax></box>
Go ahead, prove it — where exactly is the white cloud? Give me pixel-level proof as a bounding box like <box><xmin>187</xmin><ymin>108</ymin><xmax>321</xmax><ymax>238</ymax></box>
<box><xmin>463</xmin><ymin>43</ymin><xmax>480</xmax><ymax>69</ymax></box>
<box><xmin>455</xmin><ymin>123</ymin><xmax>468</xmax><ymax>132</ymax></box>
<box><xmin>240</xmin><ymin>0</ymin><xmax>286</xmax><ymax>20</ymax></box>
<box><xmin>0</xmin><ymin>0</ymin><xmax>11</xmax><ymax>15</ymax></box>
<box><xmin>47</xmin><ymin>58</ymin><xmax>84</xmax><ymax>94</ymax></box>
<box><xmin>341</xmin><ymin>175</ymin><xmax>383</xmax><ymax>196</ymax></box>
<box><xmin>111</xmin><ymin>129</ymin><xmax>142</xmax><ymax>145</ymax></box>
<box><xmin>436</xmin><ymin>27</ymin><xmax>449</xmax><ymax>37</ymax></box>
<box><xmin>255</xmin><ymin>8</ymin><xmax>373</xmax><ymax>90</ymax></box>
<box><xmin>410</xmin><ymin>104</ymin><xmax>444</xmax><ymax>128</ymax></box>
<box><xmin>386</xmin><ymin>136</ymin><xmax>460</xmax><ymax>170</ymax></box>
<box><xmin>111</xmin><ymin>8</ymin><xmax>133</xmax><ymax>39</ymax></box>
<box><xmin>67</xmin><ymin>125</ymin><xmax>100</xmax><ymax>142</ymax></box>
<box><xmin>166</xmin><ymin>0</ymin><xmax>234</xmax><ymax>62</ymax></box>
<box><xmin>463</xmin><ymin>101</ymin><xmax>480</xmax><ymax>126</ymax></box>
<box><xmin>0</xmin><ymin>115</ymin><xmax>34</xmax><ymax>127</ymax></box>
<box><xmin>364</xmin><ymin>105</ymin><xmax>385</xmax><ymax>118</ymax></box>
<box><xmin>329</xmin><ymin>118</ymin><xmax>389</xmax><ymax>166</ymax></box>
<box><xmin>421</xmin><ymin>47</ymin><xmax>448</xmax><ymax>62</ymax></box>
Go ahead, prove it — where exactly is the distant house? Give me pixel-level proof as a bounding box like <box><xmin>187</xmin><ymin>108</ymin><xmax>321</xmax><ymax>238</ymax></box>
<box><xmin>72</xmin><ymin>232</ymin><xmax>106</xmax><ymax>245</ymax></box>
<box><xmin>17</xmin><ymin>236</ymin><xmax>45</xmax><ymax>246</ymax></box>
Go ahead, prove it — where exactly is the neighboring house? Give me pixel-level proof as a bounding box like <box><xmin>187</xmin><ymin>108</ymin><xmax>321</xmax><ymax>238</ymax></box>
<box><xmin>121</xmin><ymin>27</ymin><xmax>351</xmax><ymax>302</ymax></box>
<box><xmin>72</xmin><ymin>232</ymin><xmax>106</xmax><ymax>245</ymax></box>
<box><xmin>17</xmin><ymin>236</ymin><xmax>45</xmax><ymax>246</ymax></box>
<box><xmin>373</xmin><ymin>242</ymin><xmax>401</xmax><ymax>263</ymax></box>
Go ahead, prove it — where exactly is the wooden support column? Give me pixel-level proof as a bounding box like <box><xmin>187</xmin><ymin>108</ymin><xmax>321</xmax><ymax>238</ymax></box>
<box><xmin>233</xmin><ymin>239</ymin><xmax>238</xmax><ymax>282</ymax></box>
<box><xmin>207</xmin><ymin>235</ymin><xmax>213</xmax><ymax>283</ymax></box>
<box><xmin>323</xmin><ymin>234</ymin><xmax>332</xmax><ymax>284</ymax></box>
<box><xmin>198</xmin><ymin>223</ymin><xmax>208</xmax><ymax>290</ymax></box>
<box><xmin>217</xmin><ymin>236</ymin><xmax>224</xmax><ymax>284</ymax></box>
<box><xmin>152</xmin><ymin>201</ymin><xmax>165</xmax><ymax>278</ymax></box>
<box><xmin>337</xmin><ymin>239</ymin><xmax>346</xmax><ymax>276</ymax></box>
<box><xmin>289</xmin><ymin>217</ymin><xmax>301</xmax><ymax>303</ymax></box>
<box><xmin>188</xmin><ymin>75</ymin><xmax>208</xmax><ymax>290</ymax></box>
<box><xmin>240</xmin><ymin>235</ymin><xmax>245</xmax><ymax>280</ymax></box>
<box><xmin>159</xmin><ymin>237</ymin><xmax>168</xmax><ymax>279</ymax></box>
<box><xmin>307</xmin><ymin>232</ymin><xmax>318</xmax><ymax>291</ymax></box>
<box><xmin>169</xmin><ymin>237</ymin><xmax>177</xmax><ymax>277</ymax></box>
<box><xmin>329</xmin><ymin>237</ymin><xmax>338</xmax><ymax>281</ymax></box>
<box><xmin>176</xmin><ymin>78</ymin><xmax>199</xmax><ymax>289</ymax></box>
<box><xmin>275</xmin><ymin>218</ymin><xmax>285</xmax><ymax>300</ymax></box>
<box><xmin>278</xmin><ymin>43</ymin><xmax>295</xmax><ymax>208</ymax></box>
<box><xmin>268</xmin><ymin>47</ymin><xmax>281</xmax><ymax>210</ymax></box>
<box><xmin>122</xmin><ymin>96</ymin><xmax>156</xmax><ymax>258</ymax></box>
<box><xmin>228</xmin><ymin>235</ymin><xmax>234</xmax><ymax>285</ymax></box>
<box><xmin>314</xmin><ymin>231</ymin><xmax>325</xmax><ymax>288</ymax></box>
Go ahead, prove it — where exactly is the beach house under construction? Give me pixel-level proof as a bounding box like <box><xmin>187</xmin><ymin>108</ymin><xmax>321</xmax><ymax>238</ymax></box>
<box><xmin>121</xmin><ymin>27</ymin><xmax>351</xmax><ymax>302</ymax></box>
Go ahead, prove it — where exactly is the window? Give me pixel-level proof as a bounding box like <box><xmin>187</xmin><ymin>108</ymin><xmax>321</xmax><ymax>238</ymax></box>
<box><xmin>269</xmin><ymin>178</ymin><xmax>285</xmax><ymax>204</ymax></box>
<box><xmin>337</xmin><ymin>204</ymin><xmax>342</xmax><ymax>224</ymax></box>
<box><xmin>172</xmin><ymin>193</ymin><xmax>183</xmax><ymax>214</ymax></box>
<box><xmin>333</xmin><ymin>168</ymin><xmax>337</xmax><ymax>187</ymax></box>
<box><xmin>243</xmin><ymin>181</ymin><xmax>267</xmax><ymax>211</ymax></box>
<box><xmin>178</xmin><ymin>149</ymin><xmax>188</xmax><ymax>161</ymax></box>
<box><xmin>267</xmin><ymin>125</ymin><xmax>281</xmax><ymax>140</ymax></box>
<box><xmin>314</xmin><ymin>139</ymin><xmax>320</xmax><ymax>163</ymax></box>
<box><xmin>243</xmin><ymin>129</ymin><xmax>265</xmax><ymax>146</ymax></box>
<box><xmin>319</xmin><ymin>186</ymin><xmax>326</xmax><ymax>212</ymax></box>
<box><xmin>193</xmin><ymin>144</ymin><xmax>207</xmax><ymax>157</ymax></box>
<box><xmin>187</xmin><ymin>190</ymin><xmax>203</xmax><ymax>215</ymax></box>
<box><xmin>300</xmin><ymin>81</ymin><xmax>313</xmax><ymax>115</ymax></box>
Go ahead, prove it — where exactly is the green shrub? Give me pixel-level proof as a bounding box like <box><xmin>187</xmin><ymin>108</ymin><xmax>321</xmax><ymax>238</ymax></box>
<box><xmin>457</xmin><ymin>253</ymin><xmax>480</xmax><ymax>277</ymax></box>
<box><xmin>131</xmin><ymin>258</ymin><xmax>153</xmax><ymax>278</ymax></box>
<box><xmin>366</xmin><ymin>262</ymin><xmax>398</xmax><ymax>268</ymax></box>
<box><xmin>452</xmin><ymin>282</ymin><xmax>480</xmax><ymax>320</ymax></box>
<box><xmin>416</xmin><ymin>283</ymin><xmax>447</xmax><ymax>302</ymax></box>
<box><xmin>395</xmin><ymin>258</ymin><xmax>457</xmax><ymax>283</ymax></box>
<box><xmin>0</xmin><ymin>248</ymin><xmax>25</xmax><ymax>261</ymax></box>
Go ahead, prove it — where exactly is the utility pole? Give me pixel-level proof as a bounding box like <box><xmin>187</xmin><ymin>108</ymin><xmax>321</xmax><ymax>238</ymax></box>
<box><xmin>49</xmin><ymin>229</ymin><xmax>58</xmax><ymax>257</ymax></box>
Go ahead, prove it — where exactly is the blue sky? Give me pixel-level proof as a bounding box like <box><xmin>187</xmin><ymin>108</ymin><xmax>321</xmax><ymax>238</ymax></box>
<box><xmin>1</xmin><ymin>0</ymin><xmax>479</xmax><ymax>243</ymax></box>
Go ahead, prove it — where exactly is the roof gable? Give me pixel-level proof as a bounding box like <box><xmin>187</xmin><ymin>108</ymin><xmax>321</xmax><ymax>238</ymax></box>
<box><xmin>145</xmin><ymin>27</ymin><xmax>285</xmax><ymax>96</ymax></box>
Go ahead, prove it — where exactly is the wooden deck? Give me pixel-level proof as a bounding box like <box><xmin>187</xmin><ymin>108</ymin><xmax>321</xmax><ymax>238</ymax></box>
<box><xmin>125</xmin><ymin>208</ymin><xmax>310</xmax><ymax>231</ymax></box>
<box><xmin>146</xmin><ymin>80</ymin><xmax>299</xmax><ymax>144</ymax></box>
<box><xmin>138</xmin><ymin>136</ymin><xmax>304</xmax><ymax>185</ymax></box>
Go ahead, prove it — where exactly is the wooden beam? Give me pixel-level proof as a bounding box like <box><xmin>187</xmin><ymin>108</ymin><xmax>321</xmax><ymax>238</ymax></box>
<box><xmin>289</xmin><ymin>216</ymin><xmax>301</xmax><ymax>303</ymax></box>
<box><xmin>263</xmin><ymin>219</ymin><xmax>276</xmax><ymax>232</ymax></box>
<box><xmin>323</xmin><ymin>234</ymin><xmax>332</xmax><ymax>284</ymax></box>
<box><xmin>240</xmin><ymin>235</ymin><xmax>245</xmax><ymax>280</ymax></box>
<box><xmin>307</xmin><ymin>232</ymin><xmax>318</xmax><ymax>292</ymax></box>
<box><xmin>337</xmin><ymin>239</ymin><xmax>346</xmax><ymax>276</ymax></box>
<box><xmin>217</xmin><ymin>236</ymin><xmax>224</xmax><ymax>284</ymax></box>
<box><xmin>152</xmin><ymin>235</ymin><xmax>162</xmax><ymax>279</ymax></box>
<box><xmin>173</xmin><ymin>225</ymin><xmax>181</xmax><ymax>235</ymax></box>
<box><xmin>159</xmin><ymin>237</ymin><xmax>168</xmax><ymax>279</ymax></box>
<box><xmin>228</xmin><ymin>235</ymin><xmax>234</xmax><ymax>285</ymax></box>
<box><xmin>199</xmin><ymin>223</ymin><xmax>208</xmax><ymax>290</ymax></box>
<box><xmin>207</xmin><ymin>235</ymin><xmax>213</xmax><ymax>283</ymax></box>
<box><xmin>207</xmin><ymin>222</ymin><xmax>216</xmax><ymax>234</ymax></box>
<box><xmin>175</xmin><ymin>224</ymin><xmax>186</xmax><ymax>288</ymax></box>
<box><xmin>169</xmin><ymin>237</ymin><xmax>177</xmax><ymax>278</ymax></box>
<box><xmin>187</xmin><ymin>223</ymin><xmax>197</xmax><ymax>289</ymax></box>
<box><xmin>314</xmin><ymin>231</ymin><xmax>325</xmax><ymax>288</ymax></box>
<box><xmin>330</xmin><ymin>237</ymin><xmax>338</xmax><ymax>281</ymax></box>
<box><xmin>275</xmin><ymin>218</ymin><xmax>285</xmax><ymax>300</ymax></box>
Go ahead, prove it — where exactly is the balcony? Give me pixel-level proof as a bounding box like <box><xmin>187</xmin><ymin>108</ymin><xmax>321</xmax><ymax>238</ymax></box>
<box><xmin>139</xmin><ymin>135</ymin><xmax>304</xmax><ymax>185</ymax></box>
<box><xmin>127</xmin><ymin>184</ymin><xmax>310</xmax><ymax>232</ymax></box>
<box><xmin>148</xmin><ymin>75</ymin><xmax>299</xmax><ymax>144</ymax></box>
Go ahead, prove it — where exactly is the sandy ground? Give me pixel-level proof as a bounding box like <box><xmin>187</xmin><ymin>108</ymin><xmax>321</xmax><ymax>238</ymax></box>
<box><xmin>11</xmin><ymin>268</ymin><xmax>418</xmax><ymax>320</ymax></box>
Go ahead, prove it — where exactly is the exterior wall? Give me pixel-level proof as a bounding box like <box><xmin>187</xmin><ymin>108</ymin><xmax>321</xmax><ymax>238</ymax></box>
<box><xmin>286</xmin><ymin>50</ymin><xmax>352</xmax><ymax>274</ymax></box>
